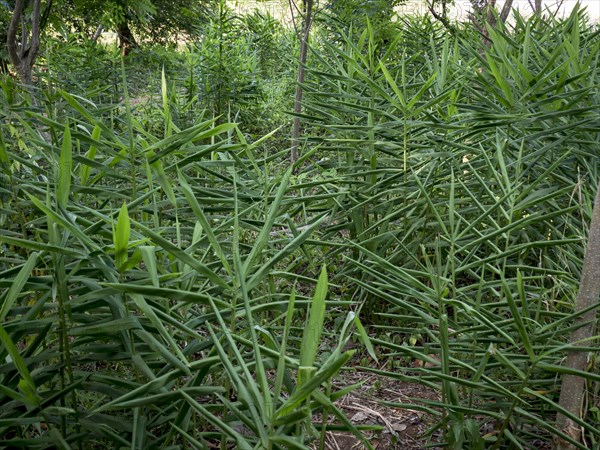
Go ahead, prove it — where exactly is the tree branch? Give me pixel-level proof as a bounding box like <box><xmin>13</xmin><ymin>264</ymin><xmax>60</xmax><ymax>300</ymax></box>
<box><xmin>6</xmin><ymin>0</ymin><xmax>43</xmax><ymax>83</ymax></box>
<box><xmin>6</xmin><ymin>0</ymin><xmax>25</xmax><ymax>69</ymax></box>
<box><xmin>288</xmin><ymin>0</ymin><xmax>301</xmax><ymax>39</ymax></box>
<box><xmin>92</xmin><ymin>24</ymin><xmax>104</xmax><ymax>42</ymax></box>
<box><xmin>40</xmin><ymin>0</ymin><xmax>53</xmax><ymax>31</ymax></box>
<box><xmin>426</xmin><ymin>0</ymin><xmax>456</xmax><ymax>35</ymax></box>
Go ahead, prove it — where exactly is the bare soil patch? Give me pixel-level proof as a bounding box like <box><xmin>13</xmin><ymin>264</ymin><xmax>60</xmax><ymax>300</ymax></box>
<box><xmin>320</xmin><ymin>367</ymin><xmax>442</xmax><ymax>449</ymax></box>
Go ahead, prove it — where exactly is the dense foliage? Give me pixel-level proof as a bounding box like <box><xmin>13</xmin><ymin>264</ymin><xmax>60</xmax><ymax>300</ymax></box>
<box><xmin>56</xmin><ymin>0</ymin><xmax>216</xmax><ymax>44</ymax></box>
<box><xmin>0</xmin><ymin>3</ymin><xmax>9</xmax><ymax>72</ymax></box>
<box><xmin>320</xmin><ymin>0</ymin><xmax>405</xmax><ymax>43</ymax></box>
<box><xmin>304</xmin><ymin>11</ymin><xmax>600</xmax><ymax>448</ymax></box>
<box><xmin>0</xmin><ymin>3</ymin><xmax>598</xmax><ymax>449</ymax></box>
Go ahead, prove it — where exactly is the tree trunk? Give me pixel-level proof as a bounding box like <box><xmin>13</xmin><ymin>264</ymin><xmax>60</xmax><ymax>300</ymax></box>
<box><xmin>499</xmin><ymin>0</ymin><xmax>514</xmax><ymax>22</ymax></box>
<box><xmin>470</xmin><ymin>0</ymin><xmax>514</xmax><ymax>47</ymax></box>
<box><xmin>92</xmin><ymin>24</ymin><xmax>104</xmax><ymax>43</ymax></box>
<box><xmin>117</xmin><ymin>21</ymin><xmax>138</xmax><ymax>57</ymax></box>
<box><xmin>290</xmin><ymin>0</ymin><xmax>314</xmax><ymax>165</ymax></box>
<box><xmin>554</xmin><ymin>180</ymin><xmax>600</xmax><ymax>450</ymax></box>
<box><xmin>6</xmin><ymin>0</ymin><xmax>42</xmax><ymax>84</ymax></box>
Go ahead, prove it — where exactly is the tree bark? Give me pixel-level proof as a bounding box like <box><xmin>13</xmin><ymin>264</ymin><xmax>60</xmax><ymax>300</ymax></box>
<box><xmin>554</xmin><ymin>180</ymin><xmax>600</xmax><ymax>450</ymax></box>
<box><xmin>7</xmin><ymin>0</ymin><xmax>42</xmax><ymax>84</ymax></box>
<box><xmin>117</xmin><ymin>20</ymin><xmax>138</xmax><ymax>57</ymax></box>
<box><xmin>290</xmin><ymin>0</ymin><xmax>314</xmax><ymax>165</ymax></box>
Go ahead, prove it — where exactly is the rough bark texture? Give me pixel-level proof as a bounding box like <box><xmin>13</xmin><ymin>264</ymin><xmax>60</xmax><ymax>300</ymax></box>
<box><xmin>290</xmin><ymin>0</ymin><xmax>313</xmax><ymax>165</ymax></box>
<box><xmin>554</xmin><ymin>180</ymin><xmax>600</xmax><ymax>450</ymax></box>
<box><xmin>6</xmin><ymin>0</ymin><xmax>42</xmax><ymax>84</ymax></box>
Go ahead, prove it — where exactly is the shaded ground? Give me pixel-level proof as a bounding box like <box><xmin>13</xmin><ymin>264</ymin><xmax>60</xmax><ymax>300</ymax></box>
<box><xmin>319</xmin><ymin>367</ymin><xmax>441</xmax><ymax>449</ymax></box>
<box><xmin>321</xmin><ymin>364</ymin><xmax>556</xmax><ymax>450</ymax></box>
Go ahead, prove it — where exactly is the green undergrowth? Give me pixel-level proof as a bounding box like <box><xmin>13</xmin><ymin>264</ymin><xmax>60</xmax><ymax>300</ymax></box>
<box><xmin>0</xmin><ymin>6</ymin><xmax>598</xmax><ymax>450</ymax></box>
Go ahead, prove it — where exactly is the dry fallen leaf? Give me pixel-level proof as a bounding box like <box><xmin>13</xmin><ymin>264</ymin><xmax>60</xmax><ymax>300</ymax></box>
<box><xmin>351</xmin><ymin>411</ymin><xmax>370</xmax><ymax>421</ymax></box>
<box><xmin>392</xmin><ymin>423</ymin><xmax>408</xmax><ymax>432</ymax></box>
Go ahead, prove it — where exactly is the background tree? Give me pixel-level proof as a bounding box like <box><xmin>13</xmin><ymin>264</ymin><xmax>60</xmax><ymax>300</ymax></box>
<box><xmin>427</xmin><ymin>0</ymin><xmax>514</xmax><ymax>42</ymax></box>
<box><xmin>2</xmin><ymin>0</ymin><xmax>215</xmax><ymax>81</ymax></box>
<box><xmin>59</xmin><ymin>0</ymin><xmax>215</xmax><ymax>51</ymax></box>
<box><xmin>290</xmin><ymin>0</ymin><xmax>314</xmax><ymax>164</ymax></box>
<box><xmin>531</xmin><ymin>0</ymin><xmax>542</xmax><ymax>15</ymax></box>
<box><xmin>470</xmin><ymin>0</ymin><xmax>514</xmax><ymax>39</ymax></box>
<box><xmin>320</xmin><ymin>0</ymin><xmax>404</xmax><ymax>43</ymax></box>
<box><xmin>61</xmin><ymin>0</ymin><xmax>156</xmax><ymax>55</ymax></box>
<box><xmin>0</xmin><ymin>3</ymin><xmax>9</xmax><ymax>72</ymax></box>
<box><xmin>5</xmin><ymin>0</ymin><xmax>50</xmax><ymax>83</ymax></box>
<box><xmin>143</xmin><ymin>0</ymin><xmax>214</xmax><ymax>44</ymax></box>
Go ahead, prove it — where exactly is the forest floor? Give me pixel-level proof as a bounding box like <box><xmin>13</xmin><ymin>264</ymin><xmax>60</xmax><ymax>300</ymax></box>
<box><xmin>323</xmin><ymin>367</ymin><xmax>441</xmax><ymax>450</ymax></box>
<box><xmin>324</xmin><ymin>362</ymin><xmax>556</xmax><ymax>450</ymax></box>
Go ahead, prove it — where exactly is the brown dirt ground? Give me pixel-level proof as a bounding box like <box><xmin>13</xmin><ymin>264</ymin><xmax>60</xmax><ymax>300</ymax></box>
<box><xmin>317</xmin><ymin>366</ymin><xmax>442</xmax><ymax>450</ymax></box>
